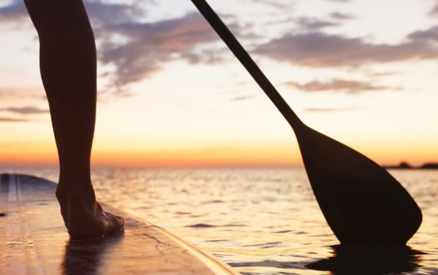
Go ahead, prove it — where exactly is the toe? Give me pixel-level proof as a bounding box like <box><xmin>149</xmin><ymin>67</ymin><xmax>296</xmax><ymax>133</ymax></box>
<box><xmin>105</xmin><ymin>212</ymin><xmax>125</xmax><ymax>233</ymax></box>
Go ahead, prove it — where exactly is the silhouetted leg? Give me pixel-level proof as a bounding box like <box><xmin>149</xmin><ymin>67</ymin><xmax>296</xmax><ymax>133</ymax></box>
<box><xmin>23</xmin><ymin>0</ymin><xmax>124</xmax><ymax>239</ymax></box>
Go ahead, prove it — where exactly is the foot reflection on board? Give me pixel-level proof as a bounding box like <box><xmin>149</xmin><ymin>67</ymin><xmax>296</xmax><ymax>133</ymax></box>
<box><xmin>61</xmin><ymin>232</ymin><xmax>124</xmax><ymax>275</ymax></box>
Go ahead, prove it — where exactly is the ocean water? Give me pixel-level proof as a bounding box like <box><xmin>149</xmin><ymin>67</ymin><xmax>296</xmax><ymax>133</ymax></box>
<box><xmin>4</xmin><ymin>167</ymin><xmax>438</xmax><ymax>275</ymax></box>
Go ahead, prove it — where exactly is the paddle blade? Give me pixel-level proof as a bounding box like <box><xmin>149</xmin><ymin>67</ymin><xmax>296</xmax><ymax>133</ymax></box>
<box><xmin>295</xmin><ymin>125</ymin><xmax>422</xmax><ymax>245</ymax></box>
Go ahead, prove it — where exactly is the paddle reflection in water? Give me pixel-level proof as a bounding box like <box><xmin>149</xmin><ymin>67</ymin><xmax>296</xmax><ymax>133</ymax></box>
<box><xmin>306</xmin><ymin>245</ymin><xmax>423</xmax><ymax>275</ymax></box>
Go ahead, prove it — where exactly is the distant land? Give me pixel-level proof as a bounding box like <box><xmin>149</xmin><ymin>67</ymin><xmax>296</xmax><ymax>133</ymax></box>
<box><xmin>382</xmin><ymin>162</ymin><xmax>438</xmax><ymax>169</ymax></box>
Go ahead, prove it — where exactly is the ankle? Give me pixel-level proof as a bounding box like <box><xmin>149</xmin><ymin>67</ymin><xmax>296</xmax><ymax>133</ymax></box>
<box><xmin>57</xmin><ymin>178</ymin><xmax>96</xmax><ymax>204</ymax></box>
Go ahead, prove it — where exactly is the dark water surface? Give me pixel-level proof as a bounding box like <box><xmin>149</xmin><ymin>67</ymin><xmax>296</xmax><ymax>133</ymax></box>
<box><xmin>6</xmin><ymin>167</ymin><xmax>438</xmax><ymax>274</ymax></box>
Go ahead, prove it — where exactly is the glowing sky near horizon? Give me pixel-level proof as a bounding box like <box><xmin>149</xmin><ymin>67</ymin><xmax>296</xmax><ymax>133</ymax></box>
<box><xmin>0</xmin><ymin>0</ymin><xmax>437</xmax><ymax>168</ymax></box>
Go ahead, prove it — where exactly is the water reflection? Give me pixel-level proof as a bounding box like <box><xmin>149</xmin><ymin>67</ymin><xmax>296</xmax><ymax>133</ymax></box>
<box><xmin>306</xmin><ymin>245</ymin><xmax>423</xmax><ymax>274</ymax></box>
<box><xmin>9</xmin><ymin>167</ymin><xmax>438</xmax><ymax>274</ymax></box>
<box><xmin>61</xmin><ymin>232</ymin><xmax>124</xmax><ymax>275</ymax></box>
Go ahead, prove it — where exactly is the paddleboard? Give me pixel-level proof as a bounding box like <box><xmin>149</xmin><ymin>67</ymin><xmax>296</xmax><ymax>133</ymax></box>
<box><xmin>0</xmin><ymin>173</ymin><xmax>240</xmax><ymax>275</ymax></box>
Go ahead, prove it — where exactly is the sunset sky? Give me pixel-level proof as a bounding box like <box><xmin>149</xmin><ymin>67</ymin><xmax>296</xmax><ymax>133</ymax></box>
<box><xmin>0</xmin><ymin>0</ymin><xmax>437</xmax><ymax>168</ymax></box>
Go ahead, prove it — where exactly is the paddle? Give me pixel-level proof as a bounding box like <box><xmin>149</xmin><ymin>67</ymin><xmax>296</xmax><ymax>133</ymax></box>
<box><xmin>191</xmin><ymin>0</ymin><xmax>422</xmax><ymax>245</ymax></box>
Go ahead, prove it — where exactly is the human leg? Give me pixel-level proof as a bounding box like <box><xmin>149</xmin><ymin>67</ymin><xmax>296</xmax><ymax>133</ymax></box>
<box><xmin>23</xmin><ymin>0</ymin><xmax>124</xmax><ymax>239</ymax></box>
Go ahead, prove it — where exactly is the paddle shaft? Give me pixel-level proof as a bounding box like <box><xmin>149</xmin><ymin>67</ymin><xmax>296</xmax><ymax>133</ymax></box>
<box><xmin>192</xmin><ymin>0</ymin><xmax>302</xmax><ymax>128</ymax></box>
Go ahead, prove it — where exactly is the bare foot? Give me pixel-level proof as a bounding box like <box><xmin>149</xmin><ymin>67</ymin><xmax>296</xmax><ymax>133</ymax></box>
<box><xmin>56</xmin><ymin>183</ymin><xmax>124</xmax><ymax>239</ymax></box>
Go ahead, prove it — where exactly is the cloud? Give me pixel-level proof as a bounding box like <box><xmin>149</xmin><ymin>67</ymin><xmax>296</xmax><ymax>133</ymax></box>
<box><xmin>253</xmin><ymin>32</ymin><xmax>438</xmax><ymax>67</ymax></box>
<box><xmin>99</xmin><ymin>12</ymin><xmax>237</xmax><ymax>87</ymax></box>
<box><xmin>0</xmin><ymin>0</ymin><xmax>147</xmax><ymax>25</ymax></box>
<box><xmin>1</xmin><ymin>106</ymin><xmax>49</xmax><ymax>114</ymax></box>
<box><xmin>408</xmin><ymin>26</ymin><xmax>438</xmax><ymax>42</ymax></box>
<box><xmin>329</xmin><ymin>12</ymin><xmax>355</xmax><ymax>20</ymax></box>
<box><xmin>369</xmin><ymin>71</ymin><xmax>400</xmax><ymax>77</ymax></box>
<box><xmin>84</xmin><ymin>1</ymin><xmax>148</xmax><ymax>32</ymax></box>
<box><xmin>430</xmin><ymin>1</ymin><xmax>438</xmax><ymax>15</ymax></box>
<box><xmin>0</xmin><ymin>87</ymin><xmax>46</xmax><ymax>100</ymax></box>
<box><xmin>296</xmin><ymin>17</ymin><xmax>339</xmax><ymax>30</ymax></box>
<box><xmin>304</xmin><ymin>107</ymin><xmax>357</xmax><ymax>112</ymax></box>
<box><xmin>0</xmin><ymin>0</ymin><xmax>236</xmax><ymax>90</ymax></box>
<box><xmin>287</xmin><ymin>78</ymin><xmax>398</xmax><ymax>94</ymax></box>
<box><xmin>251</xmin><ymin>0</ymin><xmax>293</xmax><ymax>10</ymax></box>
<box><xmin>4</xmin><ymin>0</ymin><xmax>433</xmax><ymax>94</ymax></box>
<box><xmin>231</xmin><ymin>95</ymin><xmax>256</xmax><ymax>101</ymax></box>
<box><xmin>0</xmin><ymin>0</ymin><xmax>28</xmax><ymax>23</ymax></box>
<box><xmin>0</xmin><ymin>117</ymin><xmax>29</xmax><ymax>122</ymax></box>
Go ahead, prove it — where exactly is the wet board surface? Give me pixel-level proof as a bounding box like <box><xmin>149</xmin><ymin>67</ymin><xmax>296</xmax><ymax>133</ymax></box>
<box><xmin>0</xmin><ymin>173</ymin><xmax>240</xmax><ymax>275</ymax></box>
